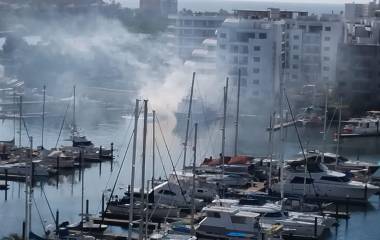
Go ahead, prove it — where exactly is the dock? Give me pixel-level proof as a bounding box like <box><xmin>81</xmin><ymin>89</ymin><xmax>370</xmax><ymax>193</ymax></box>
<box><xmin>267</xmin><ymin>120</ymin><xmax>302</xmax><ymax>131</ymax></box>
<box><xmin>92</xmin><ymin>217</ymin><xmax>158</xmax><ymax>229</ymax></box>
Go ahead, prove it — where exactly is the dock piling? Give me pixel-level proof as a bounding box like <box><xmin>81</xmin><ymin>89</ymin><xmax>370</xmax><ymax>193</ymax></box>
<box><xmin>314</xmin><ymin>217</ymin><xmax>317</xmax><ymax>238</ymax></box>
<box><xmin>86</xmin><ymin>199</ymin><xmax>89</xmax><ymax>221</ymax></box>
<box><xmin>5</xmin><ymin>169</ymin><xmax>8</xmax><ymax>201</ymax></box>
<box><xmin>55</xmin><ymin>210</ymin><xmax>59</xmax><ymax>233</ymax></box>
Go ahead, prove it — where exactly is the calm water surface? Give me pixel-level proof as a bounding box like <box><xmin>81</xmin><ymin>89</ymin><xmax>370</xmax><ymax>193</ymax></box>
<box><xmin>0</xmin><ymin>115</ymin><xmax>379</xmax><ymax>239</ymax></box>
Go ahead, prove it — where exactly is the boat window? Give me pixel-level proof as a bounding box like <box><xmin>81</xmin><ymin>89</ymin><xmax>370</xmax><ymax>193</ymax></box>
<box><xmin>264</xmin><ymin>212</ymin><xmax>283</xmax><ymax>218</ymax></box>
<box><xmin>366</xmin><ymin>122</ymin><xmax>370</xmax><ymax>128</ymax></box>
<box><xmin>207</xmin><ymin>212</ymin><xmax>221</xmax><ymax>218</ymax></box>
<box><xmin>290</xmin><ymin>176</ymin><xmax>314</xmax><ymax>184</ymax></box>
<box><xmin>197</xmin><ymin>189</ymin><xmax>204</xmax><ymax>193</ymax></box>
<box><xmin>158</xmin><ymin>190</ymin><xmax>176</xmax><ymax>196</ymax></box>
<box><xmin>231</xmin><ymin>216</ymin><xmax>247</xmax><ymax>224</ymax></box>
<box><xmin>321</xmin><ymin>176</ymin><xmax>350</xmax><ymax>182</ymax></box>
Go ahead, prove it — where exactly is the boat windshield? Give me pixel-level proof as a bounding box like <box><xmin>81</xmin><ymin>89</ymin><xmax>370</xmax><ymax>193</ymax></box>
<box><xmin>320</xmin><ymin>176</ymin><xmax>350</xmax><ymax>182</ymax></box>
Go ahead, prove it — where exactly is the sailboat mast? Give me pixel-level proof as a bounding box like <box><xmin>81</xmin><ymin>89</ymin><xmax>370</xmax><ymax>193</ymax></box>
<box><xmin>221</xmin><ymin>77</ymin><xmax>229</xmax><ymax>196</ymax></box>
<box><xmin>28</xmin><ymin>136</ymin><xmax>33</xmax><ymax>236</ymax></box>
<box><xmin>24</xmin><ymin>135</ymin><xmax>29</xmax><ymax>240</ymax></box>
<box><xmin>128</xmin><ymin>99</ymin><xmax>140</xmax><ymax>240</ymax></box>
<box><xmin>321</xmin><ymin>85</ymin><xmax>328</xmax><ymax>163</ymax></box>
<box><xmin>72</xmin><ymin>85</ymin><xmax>76</xmax><ymax>139</ymax></box>
<box><xmin>183</xmin><ymin>72</ymin><xmax>196</xmax><ymax>170</ymax></box>
<box><xmin>139</xmin><ymin>100</ymin><xmax>148</xmax><ymax>240</ymax></box>
<box><xmin>152</xmin><ymin>110</ymin><xmax>156</xmax><ymax>187</ymax></box>
<box><xmin>279</xmin><ymin>81</ymin><xmax>285</xmax><ymax>201</ymax></box>
<box><xmin>41</xmin><ymin>85</ymin><xmax>46</xmax><ymax>149</ymax></box>
<box><xmin>19</xmin><ymin>96</ymin><xmax>22</xmax><ymax>148</ymax></box>
<box><xmin>191</xmin><ymin>123</ymin><xmax>198</xmax><ymax>235</ymax></box>
<box><xmin>268</xmin><ymin>112</ymin><xmax>274</xmax><ymax>191</ymax></box>
<box><xmin>335</xmin><ymin>98</ymin><xmax>342</xmax><ymax>167</ymax></box>
<box><xmin>13</xmin><ymin>89</ymin><xmax>16</xmax><ymax>141</ymax></box>
<box><xmin>234</xmin><ymin>69</ymin><xmax>241</xmax><ymax>157</ymax></box>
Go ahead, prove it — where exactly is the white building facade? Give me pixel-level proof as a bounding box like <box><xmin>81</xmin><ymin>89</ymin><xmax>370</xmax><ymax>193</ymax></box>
<box><xmin>216</xmin><ymin>17</ymin><xmax>285</xmax><ymax>111</ymax></box>
<box><xmin>168</xmin><ymin>12</ymin><xmax>227</xmax><ymax>60</ymax></box>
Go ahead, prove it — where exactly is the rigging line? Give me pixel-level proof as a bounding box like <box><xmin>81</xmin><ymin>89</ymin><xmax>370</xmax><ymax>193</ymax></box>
<box><xmin>147</xmin><ymin>140</ymin><xmax>169</xmax><ymax>222</ymax></box>
<box><xmin>156</xmin><ymin>115</ymin><xmax>188</xmax><ymax>203</ymax></box>
<box><xmin>41</xmin><ymin>185</ymin><xmax>56</xmax><ymax>223</ymax></box>
<box><xmin>21</xmin><ymin>117</ymin><xmax>30</xmax><ymax>141</ymax></box>
<box><xmin>321</xmin><ymin>108</ymin><xmax>337</xmax><ymax>147</ymax></box>
<box><xmin>95</xmin><ymin>116</ymin><xmax>135</xmax><ymax>213</ymax></box>
<box><xmin>195</xmin><ymin>78</ymin><xmax>215</xmax><ymax>151</ymax></box>
<box><xmin>55</xmin><ymin>102</ymin><xmax>71</xmax><ymax>148</ymax></box>
<box><xmin>32</xmin><ymin>196</ymin><xmax>47</xmax><ymax>234</ymax></box>
<box><xmin>99</xmin><ymin>104</ymin><xmax>143</xmax><ymax>228</ymax></box>
<box><xmin>284</xmin><ymin>90</ymin><xmax>319</xmax><ymax>198</ymax></box>
<box><xmin>99</xmin><ymin>129</ymin><xmax>134</xmax><ymax>228</ymax></box>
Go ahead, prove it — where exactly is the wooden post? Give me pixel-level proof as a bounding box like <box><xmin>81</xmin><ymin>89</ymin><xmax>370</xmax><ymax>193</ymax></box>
<box><xmin>314</xmin><ymin>217</ymin><xmax>317</xmax><ymax>238</ymax></box>
<box><xmin>86</xmin><ymin>199</ymin><xmax>89</xmax><ymax>221</ymax></box>
<box><xmin>5</xmin><ymin>169</ymin><xmax>8</xmax><ymax>201</ymax></box>
<box><xmin>22</xmin><ymin>221</ymin><xmax>26</xmax><ymax>240</ymax></box>
<box><xmin>101</xmin><ymin>193</ymin><xmax>105</xmax><ymax>216</ymax></box>
<box><xmin>55</xmin><ymin>210</ymin><xmax>59</xmax><ymax>234</ymax></box>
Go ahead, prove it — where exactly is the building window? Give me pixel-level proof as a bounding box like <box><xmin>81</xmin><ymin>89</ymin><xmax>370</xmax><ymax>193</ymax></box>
<box><xmin>230</xmin><ymin>45</ymin><xmax>238</xmax><ymax>53</ymax></box>
<box><xmin>252</xmin><ymin>79</ymin><xmax>260</xmax><ymax>84</ymax></box>
<box><xmin>292</xmin><ymin>74</ymin><xmax>298</xmax><ymax>79</ymax></box>
<box><xmin>324</xmin><ymin>46</ymin><xmax>330</xmax><ymax>51</ymax></box>
<box><xmin>240</xmin><ymin>45</ymin><xmax>249</xmax><ymax>54</ymax></box>
<box><xmin>253</xmin><ymin>57</ymin><xmax>260</xmax><ymax>62</ymax></box>
<box><xmin>293</xmin><ymin>35</ymin><xmax>300</xmax><ymax>40</ymax></box>
<box><xmin>292</xmin><ymin>64</ymin><xmax>299</xmax><ymax>69</ymax></box>
<box><xmin>219</xmin><ymin>44</ymin><xmax>226</xmax><ymax>50</ymax></box>
<box><xmin>254</xmin><ymin>46</ymin><xmax>261</xmax><ymax>51</ymax></box>
<box><xmin>323</xmin><ymin>76</ymin><xmax>329</xmax><ymax>81</ymax></box>
<box><xmin>240</xmin><ymin>68</ymin><xmax>248</xmax><ymax>76</ymax></box>
<box><xmin>241</xmin><ymin>78</ymin><xmax>247</xmax><ymax>87</ymax></box>
<box><xmin>323</xmin><ymin>66</ymin><xmax>330</xmax><ymax>71</ymax></box>
<box><xmin>323</xmin><ymin>56</ymin><xmax>330</xmax><ymax>61</ymax></box>
<box><xmin>324</xmin><ymin>36</ymin><xmax>331</xmax><ymax>41</ymax></box>
<box><xmin>237</xmin><ymin>32</ymin><xmax>255</xmax><ymax>42</ymax></box>
<box><xmin>325</xmin><ymin>26</ymin><xmax>331</xmax><ymax>31</ymax></box>
<box><xmin>259</xmin><ymin>33</ymin><xmax>267</xmax><ymax>39</ymax></box>
<box><xmin>293</xmin><ymin>45</ymin><xmax>299</xmax><ymax>50</ymax></box>
<box><xmin>293</xmin><ymin>55</ymin><xmax>299</xmax><ymax>60</ymax></box>
<box><xmin>253</xmin><ymin>68</ymin><xmax>260</xmax><ymax>74</ymax></box>
<box><xmin>240</xmin><ymin>56</ymin><xmax>248</xmax><ymax>65</ymax></box>
<box><xmin>220</xmin><ymin>32</ymin><xmax>227</xmax><ymax>38</ymax></box>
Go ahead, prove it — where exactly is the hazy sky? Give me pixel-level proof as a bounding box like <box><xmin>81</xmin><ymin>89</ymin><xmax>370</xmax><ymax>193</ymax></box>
<box><xmin>115</xmin><ymin>0</ymin><xmax>370</xmax><ymax>4</ymax></box>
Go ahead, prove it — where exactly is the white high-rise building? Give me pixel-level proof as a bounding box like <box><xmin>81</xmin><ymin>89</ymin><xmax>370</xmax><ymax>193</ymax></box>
<box><xmin>286</xmin><ymin>14</ymin><xmax>343</xmax><ymax>87</ymax></box>
<box><xmin>216</xmin><ymin>16</ymin><xmax>285</xmax><ymax>111</ymax></box>
<box><xmin>168</xmin><ymin>11</ymin><xmax>227</xmax><ymax>60</ymax></box>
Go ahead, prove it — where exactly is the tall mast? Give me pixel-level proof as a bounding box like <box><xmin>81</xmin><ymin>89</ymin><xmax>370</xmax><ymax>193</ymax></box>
<box><xmin>268</xmin><ymin>112</ymin><xmax>275</xmax><ymax>192</ymax></box>
<box><xmin>28</xmin><ymin>137</ymin><xmax>33</xmax><ymax>237</ymax></box>
<box><xmin>191</xmin><ymin>123</ymin><xmax>198</xmax><ymax>235</ymax></box>
<box><xmin>72</xmin><ymin>85</ymin><xmax>76</xmax><ymax>138</ymax></box>
<box><xmin>321</xmin><ymin>85</ymin><xmax>328</xmax><ymax>163</ymax></box>
<box><xmin>234</xmin><ymin>69</ymin><xmax>241</xmax><ymax>157</ymax></box>
<box><xmin>152</xmin><ymin>110</ymin><xmax>156</xmax><ymax>188</ymax></box>
<box><xmin>183</xmin><ymin>72</ymin><xmax>196</xmax><ymax>170</ymax></box>
<box><xmin>24</xmin><ymin>136</ymin><xmax>30</xmax><ymax>240</ymax></box>
<box><xmin>221</xmin><ymin>77</ymin><xmax>229</xmax><ymax>196</ymax></box>
<box><xmin>139</xmin><ymin>100</ymin><xmax>148</xmax><ymax>240</ymax></box>
<box><xmin>128</xmin><ymin>99</ymin><xmax>140</xmax><ymax>240</ymax></box>
<box><xmin>335</xmin><ymin>98</ymin><xmax>342</xmax><ymax>167</ymax></box>
<box><xmin>279</xmin><ymin>78</ymin><xmax>285</xmax><ymax>202</ymax></box>
<box><xmin>41</xmin><ymin>85</ymin><xmax>46</xmax><ymax>149</ymax></box>
<box><xmin>19</xmin><ymin>96</ymin><xmax>22</xmax><ymax>147</ymax></box>
<box><xmin>13</xmin><ymin>89</ymin><xmax>16</xmax><ymax>141</ymax></box>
